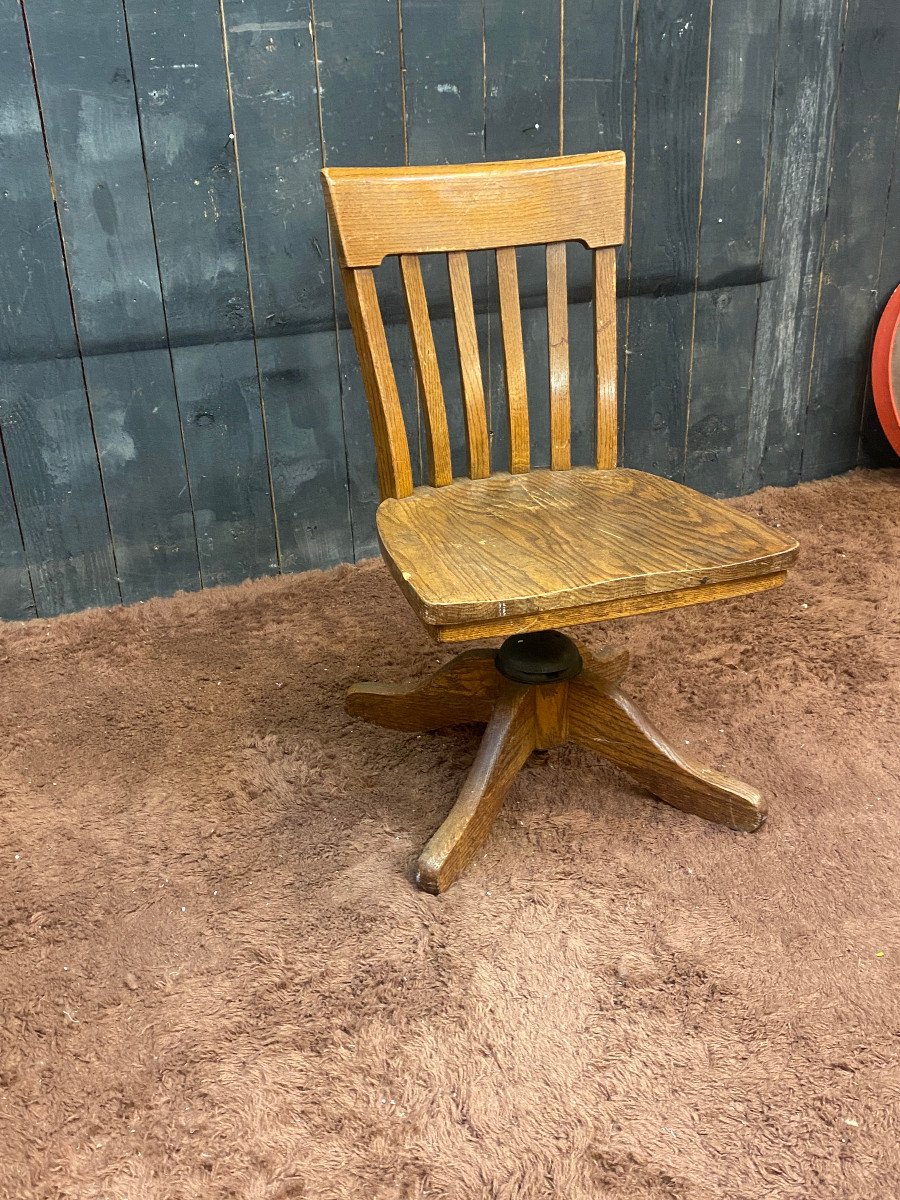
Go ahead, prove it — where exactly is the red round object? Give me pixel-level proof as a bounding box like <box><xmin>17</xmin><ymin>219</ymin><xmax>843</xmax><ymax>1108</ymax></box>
<box><xmin>871</xmin><ymin>281</ymin><xmax>900</xmax><ymax>457</ymax></box>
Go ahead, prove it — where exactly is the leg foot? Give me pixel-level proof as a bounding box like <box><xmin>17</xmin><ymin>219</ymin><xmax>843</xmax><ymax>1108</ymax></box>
<box><xmin>347</xmin><ymin>648</ymin><xmax>501</xmax><ymax>732</ymax></box>
<box><xmin>567</xmin><ymin>669</ymin><xmax>766</xmax><ymax>831</ymax></box>
<box><xmin>416</xmin><ymin>683</ymin><xmax>536</xmax><ymax>894</ymax></box>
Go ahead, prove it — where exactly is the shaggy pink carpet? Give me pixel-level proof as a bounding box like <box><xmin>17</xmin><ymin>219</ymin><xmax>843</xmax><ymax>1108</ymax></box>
<box><xmin>1</xmin><ymin>470</ymin><xmax>898</xmax><ymax>1199</ymax></box>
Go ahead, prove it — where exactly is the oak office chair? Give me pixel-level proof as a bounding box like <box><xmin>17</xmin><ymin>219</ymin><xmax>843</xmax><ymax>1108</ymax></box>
<box><xmin>321</xmin><ymin>152</ymin><xmax>798</xmax><ymax>894</ymax></box>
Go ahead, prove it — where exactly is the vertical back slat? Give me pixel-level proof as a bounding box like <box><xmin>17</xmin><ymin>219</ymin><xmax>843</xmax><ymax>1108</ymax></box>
<box><xmin>593</xmin><ymin>247</ymin><xmax>618</xmax><ymax>469</ymax></box>
<box><xmin>341</xmin><ymin>266</ymin><xmax>414</xmax><ymax>499</ymax></box>
<box><xmin>495</xmin><ymin>247</ymin><xmax>530</xmax><ymax>473</ymax></box>
<box><xmin>399</xmin><ymin>254</ymin><xmax>453</xmax><ymax>486</ymax></box>
<box><xmin>546</xmin><ymin>242</ymin><xmax>571</xmax><ymax>469</ymax></box>
<box><xmin>447</xmin><ymin>251</ymin><xmax>491</xmax><ymax>478</ymax></box>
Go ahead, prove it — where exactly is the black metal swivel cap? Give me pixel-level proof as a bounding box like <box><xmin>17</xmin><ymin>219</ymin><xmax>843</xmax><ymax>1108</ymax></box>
<box><xmin>495</xmin><ymin>630</ymin><xmax>583</xmax><ymax>684</ymax></box>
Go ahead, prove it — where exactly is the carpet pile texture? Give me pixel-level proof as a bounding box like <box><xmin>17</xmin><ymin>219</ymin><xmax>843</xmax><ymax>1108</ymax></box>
<box><xmin>1</xmin><ymin>469</ymin><xmax>898</xmax><ymax>1199</ymax></box>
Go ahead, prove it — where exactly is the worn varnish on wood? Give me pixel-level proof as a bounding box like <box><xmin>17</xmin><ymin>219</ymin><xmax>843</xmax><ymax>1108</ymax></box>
<box><xmin>325</xmin><ymin>150</ymin><xmax>800</xmax><ymax>891</ymax></box>
<box><xmin>322</xmin><ymin>153</ymin><xmax>626</xmax><ymax>267</ymax></box>
<box><xmin>376</xmin><ymin>468</ymin><xmax>796</xmax><ymax>631</ymax></box>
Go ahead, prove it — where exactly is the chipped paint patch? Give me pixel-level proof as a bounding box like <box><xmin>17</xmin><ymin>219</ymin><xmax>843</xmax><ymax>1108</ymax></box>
<box><xmin>154</xmin><ymin>113</ymin><xmax>192</xmax><ymax>167</ymax></box>
<box><xmin>0</xmin><ymin>98</ymin><xmax>42</xmax><ymax>140</ymax></box>
<box><xmin>228</xmin><ymin>20</ymin><xmax>305</xmax><ymax>34</ymax></box>
<box><xmin>76</xmin><ymin>93</ymin><xmax>129</xmax><ymax>164</ymax></box>
<box><xmin>98</xmin><ymin>407</ymin><xmax>137</xmax><ymax>471</ymax></box>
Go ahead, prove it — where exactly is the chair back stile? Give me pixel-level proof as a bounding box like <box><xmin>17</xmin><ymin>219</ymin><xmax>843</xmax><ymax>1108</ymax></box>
<box><xmin>321</xmin><ymin>152</ymin><xmax>626</xmax><ymax>499</ymax></box>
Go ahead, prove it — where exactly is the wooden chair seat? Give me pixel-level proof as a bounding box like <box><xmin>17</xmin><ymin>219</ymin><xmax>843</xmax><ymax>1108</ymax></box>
<box><xmin>377</xmin><ymin>467</ymin><xmax>799</xmax><ymax>641</ymax></box>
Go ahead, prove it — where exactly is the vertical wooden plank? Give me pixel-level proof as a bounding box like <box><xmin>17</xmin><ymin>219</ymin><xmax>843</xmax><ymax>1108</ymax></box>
<box><xmin>0</xmin><ymin>0</ymin><xmax>119</xmax><ymax>616</ymax></box>
<box><xmin>622</xmin><ymin>0</ymin><xmax>711</xmax><ymax>481</ymax></box>
<box><xmin>594</xmin><ymin>247</ymin><xmax>618</xmax><ymax>468</ymax></box>
<box><xmin>859</xmin><ymin>102</ymin><xmax>900</xmax><ymax>468</ymax></box>
<box><xmin>447</xmin><ymin>252</ymin><xmax>491</xmax><ymax>479</ymax></box>
<box><xmin>802</xmin><ymin>0</ymin><xmax>900</xmax><ymax>481</ymax></box>
<box><xmin>745</xmin><ymin>0</ymin><xmax>846</xmax><ymax>489</ymax></box>
<box><xmin>24</xmin><ymin>0</ymin><xmax>204</xmax><ymax>602</ymax></box>
<box><xmin>220</xmin><ymin>0</ymin><xmax>354</xmax><ymax>570</ymax></box>
<box><xmin>253</xmin><ymin>330</ymin><xmax>354</xmax><ymax>563</ymax></box>
<box><xmin>0</xmin><ymin>449</ymin><xmax>36</xmax><ymax>620</ymax></box>
<box><xmin>314</xmin><ymin>0</ymin><xmax>417</xmax><ymax>557</ymax></box>
<box><xmin>1</xmin><ymin>364</ymin><xmax>122</xmax><ymax>615</ymax></box>
<box><xmin>0</xmin><ymin>34</ymin><xmax>35</xmax><ymax>618</ymax></box>
<box><xmin>482</xmin><ymin>0</ymin><xmax>560</xmax><ymax>198</ymax></box>
<box><xmin>170</xmin><ymin>341</ymin><xmax>281</xmax><ymax>581</ymax></box>
<box><xmin>683</xmin><ymin>0</ymin><xmax>778</xmax><ymax>496</ymax></box>
<box><xmin>563</xmin><ymin>0</ymin><xmax>636</xmax><ymax>466</ymax></box>
<box><xmin>400</xmin><ymin>0</ymin><xmax>490</xmax><ymax>481</ymax></box>
<box><xmin>564</xmin><ymin>0</ymin><xmax>635</xmax><ymax>154</ymax></box>
<box><xmin>402</xmin><ymin>1</ymin><xmax>486</xmax><ymax>167</ymax></box>
<box><xmin>0</xmin><ymin>66</ymin><xmax>35</xmax><ymax>621</ymax></box>
<box><xmin>495</xmin><ymin>247</ymin><xmax>530</xmax><ymax>473</ymax></box>
<box><xmin>399</xmin><ymin>254</ymin><xmax>453</xmax><ymax>486</ymax></box>
<box><xmin>123</xmin><ymin>0</ymin><xmax>280</xmax><ymax>586</ymax></box>
<box><xmin>484</xmin><ymin>0</ymin><xmax>561</xmax><ymax>471</ymax></box>
<box><xmin>546</xmin><ymin>242</ymin><xmax>571</xmax><ymax>470</ymax></box>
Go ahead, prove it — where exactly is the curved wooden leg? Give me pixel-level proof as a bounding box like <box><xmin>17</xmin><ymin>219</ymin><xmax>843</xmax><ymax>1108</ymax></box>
<box><xmin>567</xmin><ymin>670</ymin><xmax>766</xmax><ymax>831</ymax></box>
<box><xmin>347</xmin><ymin>649</ymin><xmax>501</xmax><ymax>732</ymax></box>
<box><xmin>580</xmin><ymin>643</ymin><xmax>630</xmax><ymax>684</ymax></box>
<box><xmin>416</xmin><ymin>683</ymin><xmax>536</xmax><ymax>894</ymax></box>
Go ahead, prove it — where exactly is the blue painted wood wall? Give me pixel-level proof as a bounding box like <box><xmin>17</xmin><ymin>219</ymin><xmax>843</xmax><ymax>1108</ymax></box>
<box><xmin>1</xmin><ymin>0</ymin><xmax>898</xmax><ymax>619</ymax></box>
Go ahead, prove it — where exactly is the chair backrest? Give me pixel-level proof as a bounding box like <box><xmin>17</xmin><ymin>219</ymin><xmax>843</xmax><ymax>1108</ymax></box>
<box><xmin>321</xmin><ymin>151</ymin><xmax>626</xmax><ymax>500</ymax></box>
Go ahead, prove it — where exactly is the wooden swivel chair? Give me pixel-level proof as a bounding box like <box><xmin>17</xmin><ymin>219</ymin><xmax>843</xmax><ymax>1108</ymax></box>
<box><xmin>321</xmin><ymin>152</ymin><xmax>798</xmax><ymax>894</ymax></box>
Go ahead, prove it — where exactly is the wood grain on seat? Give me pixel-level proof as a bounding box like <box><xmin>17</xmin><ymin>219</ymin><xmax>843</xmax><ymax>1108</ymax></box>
<box><xmin>376</xmin><ymin>467</ymin><xmax>799</xmax><ymax>631</ymax></box>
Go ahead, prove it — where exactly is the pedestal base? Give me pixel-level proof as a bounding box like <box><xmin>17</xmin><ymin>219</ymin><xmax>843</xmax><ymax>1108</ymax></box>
<box><xmin>347</xmin><ymin>633</ymin><xmax>765</xmax><ymax>894</ymax></box>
